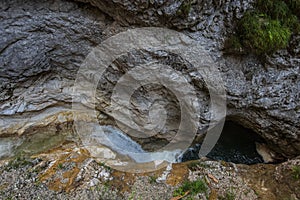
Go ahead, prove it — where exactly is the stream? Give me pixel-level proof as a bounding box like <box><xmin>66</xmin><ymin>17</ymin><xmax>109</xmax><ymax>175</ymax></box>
<box><xmin>0</xmin><ymin>121</ymin><xmax>264</xmax><ymax>165</ymax></box>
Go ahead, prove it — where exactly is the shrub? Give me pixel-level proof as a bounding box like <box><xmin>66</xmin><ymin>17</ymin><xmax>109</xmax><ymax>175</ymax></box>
<box><xmin>224</xmin><ymin>35</ymin><xmax>243</xmax><ymax>53</ymax></box>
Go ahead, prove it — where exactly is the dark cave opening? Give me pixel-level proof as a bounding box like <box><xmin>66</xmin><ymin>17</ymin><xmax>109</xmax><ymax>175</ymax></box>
<box><xmin>181</xmin><ymin>121</ymin><xmax>265</xmax><ymax>164</ymax></box>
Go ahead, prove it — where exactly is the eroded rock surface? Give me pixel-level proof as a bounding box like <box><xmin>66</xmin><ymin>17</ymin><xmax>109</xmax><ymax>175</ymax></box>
<box><xmin>0</xmin><ymin>0</ymin><xmax>114</xmax><ymax>135</ymax></box>
<box><xmin>0</xmin><ymin>0</ymin><xmax>299</xmax><ymax>159</ymax></box>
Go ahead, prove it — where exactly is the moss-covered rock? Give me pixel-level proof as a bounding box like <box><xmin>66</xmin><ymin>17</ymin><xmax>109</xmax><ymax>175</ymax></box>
<box><xmin>238</xmin><ymin>12</ymin><xmax>291</xmax><ymax>55</ymax></box>
<box><xmin>226</xmin><ymin>0</ymin><xmax>300</xmax><ymax>55</ymax></box>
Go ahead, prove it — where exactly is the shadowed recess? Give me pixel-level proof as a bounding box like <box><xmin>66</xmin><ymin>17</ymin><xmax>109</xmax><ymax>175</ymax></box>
<box><xmin>181</xmin><ymin>121</ymin><xmax>265</xmax><ymax>164</ymax></box>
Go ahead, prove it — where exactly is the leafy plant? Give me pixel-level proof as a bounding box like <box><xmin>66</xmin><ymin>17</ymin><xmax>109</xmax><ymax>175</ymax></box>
<box><xmin>128</xmin><ymin>190</ymin><xmax>140</xmax><ymax>200</ymax></box>
<box><xmin>173</xmin><ymin>179</ymin><xmax>207</xmax><ymax>197</ymax></box>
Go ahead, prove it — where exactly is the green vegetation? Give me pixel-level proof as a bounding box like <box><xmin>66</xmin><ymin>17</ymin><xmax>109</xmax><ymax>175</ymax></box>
<box><xmin>100</xmin><ymin>183</ymin><xmax>111</xmax><ymax>196</ymax></box>
<box><xmin>238</xmin><ymin>13</ymin><xmax>291</xmax><ymax>55</ymax></box>
<box><xmin>292</xmin><ymin>165</ymin><xmax>300</xmax><ymax>180</ymax></box>
<box><xmin>4</xmin><ymin>153</ymin><xmax>32</xmax><ymax>170</ymax></box>
<box><xmin>173</xmin><ymin>179</ymin><xmax>207</xmax><ymax>197</ymax></box>
<box><xmin>34</xmin><ymin>180</ymin><xmax>41</xmax><ymax>186</ymax></box>
<box><xmin>103</xmin><ymin>180</ymin><xmax>112</xmax><ymax>189</ymax></box>
<box><xmin>226</xmin><ymin>0</ymin><xmax>300</xmax><ymax>55</ymax></box>
<box><xmin>255</xmin><ymin>0</ymin><xmax>300</xmax><ymax>32</ymax></box>
<box><xmin>57</xmin><ymin>163</ymin><xmax>64</xmax><ymax>170</ymax></box>
<box><xmin>149</xmin><ymin>175</ymin><xmax>157</xmax><ymax>184</ymax></box>
<box><xmin>177</xmin><ymin>1</ymin><xmax>192</xmax><ymax>17</ymax></box>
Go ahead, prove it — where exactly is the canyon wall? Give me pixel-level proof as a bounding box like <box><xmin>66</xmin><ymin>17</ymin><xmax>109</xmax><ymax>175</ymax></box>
<box><xmin>0</xmin><ymin>0</ymin><xmax>299</xmax><ymax>158</ymax></box>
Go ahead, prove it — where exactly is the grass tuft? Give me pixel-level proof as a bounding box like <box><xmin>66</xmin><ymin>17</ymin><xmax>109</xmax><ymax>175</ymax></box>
<box><xmin>173</xmin><ymin>179</ymin><xmax>207</xmax><ymax>197</ymax></box>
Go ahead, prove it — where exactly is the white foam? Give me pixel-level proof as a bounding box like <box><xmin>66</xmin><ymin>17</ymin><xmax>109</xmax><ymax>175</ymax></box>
<box><xmin>88</xmin><ymin>125</ymin><xmax>182</xmax><ymax>164</ymax></box>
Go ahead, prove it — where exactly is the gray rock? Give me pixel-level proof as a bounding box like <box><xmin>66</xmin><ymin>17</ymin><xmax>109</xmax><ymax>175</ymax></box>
<box><xmin>0</xmin><ymin>0</ymin><xmax>299</xmax><ymax>159</ymax></box>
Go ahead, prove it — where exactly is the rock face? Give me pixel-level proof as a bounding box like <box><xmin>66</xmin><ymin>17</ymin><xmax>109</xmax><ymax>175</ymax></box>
<box><xmin>0</xmin><ymin>0</ymin><xmax>299</xmax><ymax>158</ymax></box>
<box><xmin>0</xmin><ymin>0</ymin><xmax>113</xmax><ymax>134</ymax></box>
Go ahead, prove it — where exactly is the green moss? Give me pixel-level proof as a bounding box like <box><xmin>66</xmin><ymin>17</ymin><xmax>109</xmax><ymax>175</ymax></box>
<box><xmin>226</xmin><ymin>0</ymin><xmax>300</xmax><ymax>55</ymax></box>
<box><xmin>256</xmin><ymin>0</ymin><xmax>300</xmax><ymax>33</ymax></box>
<box><xmin>238</xmin><ymin>13</ymin><xmax>291</xmax><ymax>54</ymax></box>
<box><xmin>173</xmin><ymin>179</ymin><xmax>207</xmax><ymax>197</ymax></box>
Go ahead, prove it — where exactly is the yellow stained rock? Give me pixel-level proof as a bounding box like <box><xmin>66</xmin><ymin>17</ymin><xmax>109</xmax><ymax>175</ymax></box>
<box><xmin>166</xmin><ymin>163</ymin><xmax>189</xmax><ymax>186</ymax></box>
<box><xmin>39</xmin><ymin>148</ymin><xmax>90</xmax><ymax>192</ymax></box>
